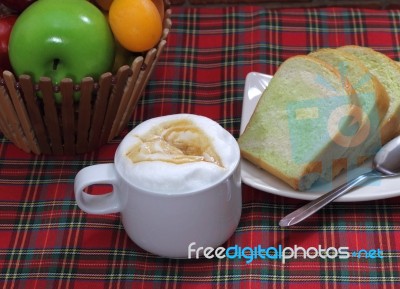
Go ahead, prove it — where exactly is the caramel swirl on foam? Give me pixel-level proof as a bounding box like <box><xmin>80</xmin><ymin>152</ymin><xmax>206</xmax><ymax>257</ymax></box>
<box><xmin>126</xmin><ymin>119</ymin><xmax>223</xmax><ymax>167</ymax></box>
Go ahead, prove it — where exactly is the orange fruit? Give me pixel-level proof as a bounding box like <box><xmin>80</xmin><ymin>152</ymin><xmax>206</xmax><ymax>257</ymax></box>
<box><xmin>95</xmin><ymin>0</ymin><xmax>113</xmax><ymax>11</ymax></box>
<box><xmin>151</xmin><ymin>0</ymin><xmax>164</xmax><ymax>20</ymax></box>
<box><xmin>109</xmin><ymin>0</ymin><xmax>162</xmax><ymax>52</ymax></box>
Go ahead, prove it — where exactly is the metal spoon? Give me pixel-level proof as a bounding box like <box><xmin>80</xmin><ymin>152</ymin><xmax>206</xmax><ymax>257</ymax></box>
<box><xmin>279</xmin><ymin>135</ymin><xmax>400</xmax><ymax>227</ymax></box>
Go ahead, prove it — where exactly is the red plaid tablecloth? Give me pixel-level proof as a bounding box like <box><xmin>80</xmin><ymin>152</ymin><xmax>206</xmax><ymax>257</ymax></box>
<box><xmin>1</xmin><ymin>6</ymin><xmax>400</xmax><ymax>289</ymax></box>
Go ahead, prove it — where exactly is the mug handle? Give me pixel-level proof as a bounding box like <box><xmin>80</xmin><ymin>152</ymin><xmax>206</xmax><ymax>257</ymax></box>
<box><xmin>74</xmin><ymin>163</ymin><xmax>122</xmax><ymax>214</ymax></box>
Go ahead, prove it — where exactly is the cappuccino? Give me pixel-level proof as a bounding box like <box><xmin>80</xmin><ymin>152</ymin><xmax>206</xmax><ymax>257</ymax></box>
<box><xmin>75</xmin><ymin>113</ymin><xmax>242</xmax><ymax>257</ymax></box>
<box><xmin>115</xmin><ymin>114</ymin><xmax>239</xmax><ymax>194</ymax></box>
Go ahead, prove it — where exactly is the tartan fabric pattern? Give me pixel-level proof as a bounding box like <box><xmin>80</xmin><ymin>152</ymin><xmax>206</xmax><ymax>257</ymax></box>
<box><xmin>1</xmin><ymin>6</ymin><xmax>400</xmax><ymax>289</ymax></box>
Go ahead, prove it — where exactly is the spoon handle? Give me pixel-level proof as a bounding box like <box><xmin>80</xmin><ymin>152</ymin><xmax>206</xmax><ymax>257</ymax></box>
<box><xmin>279</xmin><ymin>170</ymin><xmax>382</xmax><ymax>227</ymax></box>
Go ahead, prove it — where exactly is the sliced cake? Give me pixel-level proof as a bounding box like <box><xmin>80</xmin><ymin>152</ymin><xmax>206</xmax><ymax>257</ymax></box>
<box><xmin>309</xmin><ymin>48</ymin><xmax>389</xmax><ymax>165</ymax></box>
<box><xmin>337</xmin><ymin>45</ymin><xmax>400</xmax><ymax>144</ymax></box>
<box><xmin>238</xmin><ymin>55</ymin><xmax>359</xmax><ymax>190</ymax></box>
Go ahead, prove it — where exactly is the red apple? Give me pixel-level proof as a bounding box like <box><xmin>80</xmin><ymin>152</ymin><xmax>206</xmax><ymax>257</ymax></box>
<box><xmin>0</xmin><ymin>0</ymin><xmax>36</xmax><ymax>13</ymax></box>
<box><xmin>0</xmin><ymin>14</ymin><xmax>17</xmax><ymax>73</ymax></box>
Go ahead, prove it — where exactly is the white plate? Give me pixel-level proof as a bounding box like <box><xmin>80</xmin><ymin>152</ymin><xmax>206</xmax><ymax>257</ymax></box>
<box><xmin>240</xmin><ymin>72</ymin><xmax>400</xmax><ymax>202</ymax></box>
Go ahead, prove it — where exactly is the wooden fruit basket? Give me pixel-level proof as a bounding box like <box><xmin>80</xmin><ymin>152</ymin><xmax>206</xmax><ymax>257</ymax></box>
<box><xmin>0</xmin><ymin>1</ymin><xmax>171</xmax><ymax>155</ymax></box>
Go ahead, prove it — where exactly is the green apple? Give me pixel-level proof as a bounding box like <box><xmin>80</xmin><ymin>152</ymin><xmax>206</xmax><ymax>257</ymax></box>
<box><xmin>9</xmin><ymin>0</ymin><xmax>115</xmax><ymax>102</ymax></box>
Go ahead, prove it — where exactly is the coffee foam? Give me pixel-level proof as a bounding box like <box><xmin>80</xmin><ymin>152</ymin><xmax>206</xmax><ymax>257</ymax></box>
<box><xmin>115</xmin><ymin>114</ymin><xmax>240</xmax><ymax>194</ymax></box>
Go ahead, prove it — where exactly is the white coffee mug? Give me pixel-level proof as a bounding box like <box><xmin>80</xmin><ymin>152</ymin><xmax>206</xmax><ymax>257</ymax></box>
<box><xmin>74</xmin><ymin>114</ymin><xmax>242</xmax><ymax>258</ymax></box>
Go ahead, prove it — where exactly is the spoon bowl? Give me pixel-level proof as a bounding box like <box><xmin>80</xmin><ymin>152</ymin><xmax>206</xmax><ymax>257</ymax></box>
<box><xmin>279</xmin><ymin>135</ymin><xmax>400</xmax><ymax>227</ymax></box>
<box><xmin>374</xmin><ymin>136</ymin><xmax>400</xmax><ymax>175</ymax></box>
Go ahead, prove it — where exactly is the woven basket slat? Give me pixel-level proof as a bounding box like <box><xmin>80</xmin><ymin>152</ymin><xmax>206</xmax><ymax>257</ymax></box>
<box><xmin>76</xmin><ymin>77</ymin><xmax>94</xmax><ymax>154</ymax></box>
<box><xmin>88</xmin><ymin>72</ymin><xmax>113</xmax><ymax>151</ymax></box>
<box><xmin>19</xmin><ymin>76</ymin><xmax>50</xmax><ymax>154</ymax></box>
<box><xmin>0</xmin><ymin>79</ymin><xmax>31</xmax><ymax>152</ymax></box>
<box><xmin>39</xmin><ymin>77</ymin><xmax>63</xmax><ymax>154</ymax></box>
<box><xmin>0</xmin><ymin>84</ymin><xmax>28</xmax><ymax>151</ymax></box>
<box><xmin>119</xmin><ymin>48</ymin><xmax>158</xmax><ymax>133</ymax></box>
<box><xmin>60</xmin><ymin>79</ymin><xmax>75</xmax><ymax>155</ymax></box>
<box><xmin>110</xmin><ymin>59</ymin><xmax>143</xmax><ymax>140</ymax></box>
<box><xmin>0</xmin><ymin>113</ymin><xmax>11</xmax><ymax>145</ymax></box>
<box><xmin>3</xmin><ymin>71</ymin><xmax>40</xmax><ymax>154</ymax></box>
<box><xmin>99</xmin><ymin>65</ymin><xmax>131</xmax><ymax>145</ymax></box>
<box><xmin>0</xmin><ymin>87</ymin><xmax>16</xmax><ymax>147</ymax></box>
<box><xmin>0</xmin><ymin>109</ymin><xmax>10</xmax><ymax>145</ymax></box>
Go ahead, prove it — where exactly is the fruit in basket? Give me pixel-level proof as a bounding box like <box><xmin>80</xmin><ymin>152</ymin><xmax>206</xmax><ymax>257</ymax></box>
<box><xmin>0</xmin><ymin>14</ymin><xmax>17</xmax><ymax>73</ymax></box>
<box><xmin>8</xmin><ymin>0</ymin><xmax>115</xmax><ymax>102</ymax></box>
<box><xmin>151</xmin><ymin>0</ymin><xmax>164</xmax><ymax>20</ymax></box>
<box><xmin>0</xmin><ymin>0</ymin><xmax>36</xmax><ymax>13</ymax></box>
<box><xmin>109</xmin><ymin>0</ymin><xmax>162</xmax><ymax>52</ymax></box>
